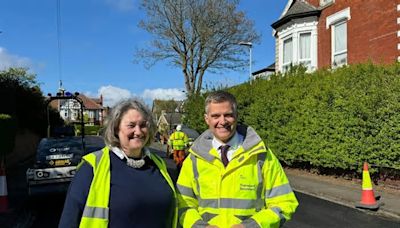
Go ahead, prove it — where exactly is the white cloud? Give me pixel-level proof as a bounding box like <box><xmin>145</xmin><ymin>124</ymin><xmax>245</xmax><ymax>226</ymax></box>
<box><xmin>98</xmin><ymin>85</ymin><xmax>133</xmax><ymax>107</ymax></box>
<box><xmin>142</xmin><ymin>88</ymin><xmax>186</xmax><ymax>101</ymax></box>
<box><xmin>105</xmin><ymin>0</ymin><xmax>135</xmax><ymax>12</ymax></box>
<box><xmin>0</xmin><ymin>47</ymin><xmax>33</xmax><ymax>70</ymax></box>
<box><xmin>95</xmin><ymin>86</ymin><xmax>186</xmax><ymax>108</ymax></box>
<box><xmin>83</xmin><ymin>91</ymin><xmax>97</xmax><ymax>98</ymax></box>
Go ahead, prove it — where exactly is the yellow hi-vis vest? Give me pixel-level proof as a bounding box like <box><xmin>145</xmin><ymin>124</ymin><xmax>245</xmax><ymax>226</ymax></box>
<box><xmin>78</xmin><ymin>146</ymin><xmax>178</xmax><ymax>228</ymax></box>
<box><xmin>176</xmin><ymin>126</ymin><xmax>298</xmax><ymax>228</ymax></box>
<box><xmin>169</xmin><ymin>131</ymin><xmax>189</xmax><ymax>150</ymax></box>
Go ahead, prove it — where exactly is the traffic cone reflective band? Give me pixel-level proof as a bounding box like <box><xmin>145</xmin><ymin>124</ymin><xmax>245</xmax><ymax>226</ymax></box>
<box><xmin>0</xmin><ymin>164</ymin><xmax>8</xmax><ymax>213</ymax></box>
<box><xmin>355</xmin><ymin>162</ymin><xmax>381</xmax><ymax>210</ymax></box>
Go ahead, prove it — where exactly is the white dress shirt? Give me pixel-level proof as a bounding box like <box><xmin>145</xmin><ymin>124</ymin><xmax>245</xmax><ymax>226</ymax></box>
<box><xmin>110</xmin><ymin>146</ymin><xmax>150</xmax><ymax>160</ymax></box>
<box><xmin>212</xmin><ymin>131</ymin><xmax>244</xmax><ymax>162</ymax></box>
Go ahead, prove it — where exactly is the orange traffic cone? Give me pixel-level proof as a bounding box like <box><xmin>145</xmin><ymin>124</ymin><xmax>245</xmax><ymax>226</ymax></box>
<box><xmin>0</xmin><ymin>163</ymin><xmax>8</xmax><ymax>213</ymax></box>
<box><xmin>355</xmin><ymin>162</ymin><xmax>381</xmax><ymax>210</ymax></box>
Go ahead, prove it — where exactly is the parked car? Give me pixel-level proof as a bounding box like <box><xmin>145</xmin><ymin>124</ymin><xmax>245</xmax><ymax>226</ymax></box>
<box><xmin>26</xmin><ymin>135</ymin><xmax>105</xmax><ymax>196</ymax></box>
<box><xmin>181</xmin><ymin>125</ymin><xmax>200</xmax><ymax>146</ymax></box>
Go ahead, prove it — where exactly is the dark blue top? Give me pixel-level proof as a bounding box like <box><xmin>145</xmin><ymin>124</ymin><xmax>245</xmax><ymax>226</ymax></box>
<box><xmin>59</xmin><ymin>151</ymin><xmax>174</xmax><ymax>228</ymax></box>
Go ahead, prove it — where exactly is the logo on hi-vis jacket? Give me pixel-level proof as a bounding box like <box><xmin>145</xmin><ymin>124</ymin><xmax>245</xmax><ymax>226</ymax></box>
<box><xmin>240</xmin><ymin>183</ymin><xmax>256</xmax><ymax>191</ymax></box>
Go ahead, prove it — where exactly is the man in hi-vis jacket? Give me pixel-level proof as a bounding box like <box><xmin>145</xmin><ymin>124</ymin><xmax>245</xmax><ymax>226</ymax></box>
<box><xmin>176</xmin><ymin>91</ymin><xmax>298</xmax><ymax>228</ymax></box>
<box><xmin>168</xmin><ymin>124</ymin><xmax>189</xmax><ymax>169</ymax></box>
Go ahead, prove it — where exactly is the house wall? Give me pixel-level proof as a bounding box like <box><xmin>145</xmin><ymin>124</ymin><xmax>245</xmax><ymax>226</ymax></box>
<box><xmin>275</xmin><ymin>38</ymin><xmax>280</xmax><ymax>71</ymax></box>
<box><xmin>84</xmin><ymin>110</ymin><xmax>103</xmax><ymax>125</ymax></box>
<box><xmin>316</xmin><ymin>0</ymin><xmax>399</xmax><ymax>68</ymax></box>
<box><xmin>307</xmin><ymin>0</ymin><xmax>320</xmax><ymax>6</ymax></box>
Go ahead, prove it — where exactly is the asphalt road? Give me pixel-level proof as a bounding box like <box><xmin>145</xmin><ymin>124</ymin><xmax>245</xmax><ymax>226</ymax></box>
<box><xmin>153</xmin><ymin>145</ymin><xmax>400</xmax><ymax>228</ymax></box>
<box><xmin>1</xmin><ymin>143</ymin><xmax>399</xmax><ymax>227</ymax></box>
<box><xmin>284</xmin><ymin>192</ymin><xmax>400</xmax><ymax>228</ymax></box>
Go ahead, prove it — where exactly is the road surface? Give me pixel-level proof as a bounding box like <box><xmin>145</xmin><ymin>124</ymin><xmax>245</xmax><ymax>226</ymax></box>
<box><xmin>1</xmin><ymin>144</ymin><xmax>399</xmax><ymax>227</ymax></box>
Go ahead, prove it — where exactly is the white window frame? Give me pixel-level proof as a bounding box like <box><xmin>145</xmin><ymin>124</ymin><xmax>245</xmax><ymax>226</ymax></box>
<box><xmin>276</xmin><ymin>19</ymin><xmax>318</xmax><ymax>73</ymax></box>
<box><xmin>326</xmin><ymin>7</ymin><xmax>351</xmax><ymax>68</ymax></box>
<box><xmin>320</xmin><ymin>0</ymin><xmax>334</xmax><ymax>7</ymax></box>
<box><xmin>326</xmin><ymin>7</ymin><xmax>350</xmax><ymax>29</ymax></box>
<box><xmin>282</xmin><ymin>36</ymin><xmax>293</xmax><ymax>73</ymax></box>
<box><xmin>331</xmin><ymin>20</ymin><xmax>347</xmax><ymax>67</ymax></box>
<box><xmin>298</xmin><ymin>32</ymin><xmax>312</xmax><ymax>69</ymax></box>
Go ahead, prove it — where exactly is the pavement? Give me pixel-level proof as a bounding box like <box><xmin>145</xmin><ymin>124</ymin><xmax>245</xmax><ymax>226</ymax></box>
<box><xmin>285</xmin><ymin>168</ymin><xmax>400</xmax><ymax>221</ymax></box>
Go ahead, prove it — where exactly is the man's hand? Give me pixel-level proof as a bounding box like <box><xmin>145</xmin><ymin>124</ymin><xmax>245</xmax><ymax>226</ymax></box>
<box><xmin>231</xmin><ymin>224</ymin><xmax>245</xmax><ymax>228</ymax></box>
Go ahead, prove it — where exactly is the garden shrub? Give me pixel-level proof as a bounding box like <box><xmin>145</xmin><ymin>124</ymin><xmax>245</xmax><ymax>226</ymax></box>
<box><xmin>185</xmin><ymin>63</ymin><xmax>400</xmax><ymax>174</ymax></box>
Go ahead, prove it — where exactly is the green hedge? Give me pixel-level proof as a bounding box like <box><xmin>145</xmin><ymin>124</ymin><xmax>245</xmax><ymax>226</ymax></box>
<box><xmin>75</xmin><ymin>125</ymin><xmax>102</xmax><ymax>136</ymax></box>
<box><xmin>185</xmin><ymin>63</ymin><xmax>400</xmax><ymax>173</ymax></box>
<box><xmin>182</xmin><ymin>94</ymin><xmax>208</xmax><ymax>133</ymax></box>
<box><xmin>0</xmin><ymin>67</ymin><xmax>64</xmax><ymax>137</ymax></box>
<box><xmin>0</xmin><ymin>114</ymin><xmax>17</xmax><ymax>158</ymax></box>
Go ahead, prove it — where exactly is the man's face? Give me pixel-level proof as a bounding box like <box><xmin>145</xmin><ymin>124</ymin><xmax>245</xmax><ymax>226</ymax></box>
<box><xmin>204</xmin><ymin>101</ymin><xmax>237</xmax><ymax>143</ymax></box>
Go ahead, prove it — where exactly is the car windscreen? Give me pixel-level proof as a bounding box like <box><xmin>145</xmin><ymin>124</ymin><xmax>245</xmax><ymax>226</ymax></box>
<box><xmin>36</xmin><ymin>137</ymin><xmax>85</xmax><ymax>167</ymax></box>
<box><xmin>84</xmin><ymin>135</ymin><xmax>106</xmax><ymax>153</ymax></box>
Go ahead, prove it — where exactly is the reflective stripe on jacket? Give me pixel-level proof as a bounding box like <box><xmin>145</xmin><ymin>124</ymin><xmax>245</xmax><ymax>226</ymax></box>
<box><xmin>176</xmin><ymin>125</ymin><xmax>298</xmax><ymax>228</ymax></box>
<box><xmin>169</xmin><ymin>131</ymin><xmax>189</xmax><ymax>150</ymax></box>
<box><xmin>78</xmin><ymin>146</ymin><xmax>178</xmax><ymax>228</ymax></box>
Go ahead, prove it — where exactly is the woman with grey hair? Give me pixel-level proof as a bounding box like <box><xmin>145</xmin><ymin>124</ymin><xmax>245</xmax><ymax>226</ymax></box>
<box><xmin>59</xmin><ymin>99</ymin><xmax>177</xmax><ymax>228</ymax></box>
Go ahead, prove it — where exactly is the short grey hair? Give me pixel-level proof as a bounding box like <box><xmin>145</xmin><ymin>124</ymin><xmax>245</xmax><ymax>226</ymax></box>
<box><xmin>205</xmin><ymin>90</ymin><xmax>237</xmax><ymax>116</ymax></box>
<box><xmin>103</xmin><ymin>99</ymin><xmax>156</xmax><ymax>147</ymax></box>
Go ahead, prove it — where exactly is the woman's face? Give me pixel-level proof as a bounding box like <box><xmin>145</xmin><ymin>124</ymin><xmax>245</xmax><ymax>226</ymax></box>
<box><xmin>118</xmin><ymin>109</ymin><xmax>149</xmax><ymax>157</ymax></box>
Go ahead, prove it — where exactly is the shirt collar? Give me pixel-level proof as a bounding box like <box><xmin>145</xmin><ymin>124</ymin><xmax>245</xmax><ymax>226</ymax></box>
<box><xmin>110</xmin><ymin>146</ymin><xmax>150</xmax><ymax>160</ymax></box>
<box><xmin>212</xmin><ymin>131</ymin><xmax>243</xmax><ymax>150</ymax></box>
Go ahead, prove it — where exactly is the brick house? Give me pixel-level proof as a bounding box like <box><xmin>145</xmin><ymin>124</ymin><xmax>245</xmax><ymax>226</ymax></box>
<box><xmin>151</xmin><ymin>99</ymin><xmax>184</xmax><ymax>132</ymax></box>
<box><xmin>157</xmin><ymin>111</ymin><xmax>183</xmax><ymax>133</ymax></box>
<box><xmin>49</xmin><ymin>94</ymin><xmax>105</xmax><ymax>126</ymax></box>
<box><xmin>252</xmin><ymin>63</ymin><xmax>275</xmax><ymax>80</ymax></box>
<box><xmin>272</xmin><ymin>0</ymin><xmax>399</xmax><ymax>73</ymax></box>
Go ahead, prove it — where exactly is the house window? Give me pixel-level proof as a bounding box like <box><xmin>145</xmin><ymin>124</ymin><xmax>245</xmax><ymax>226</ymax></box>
<box><xmin>320</xmin><ymin>0</ymin><xmax>334</xmax><ymax>7</ymax></box>
<box><xmin>299</xmin><ymin>32</ymin><xmax>311</xmax><ymax>69</ymax></box>
<box><xmin>332</xmin><ymin>20</ymin><xmax>347</xmax><ymax>67</ymax></box>
<box><xmin>326</xmin><ymin>7</ymin><xmax>350</xmax><ymax>68</ymax></box>
<box><xmin>277</xmin><ymin>18</ymin><xmax>318</xmax><ymax>73</ymax></box>
<box><xmin>282</xmin><ymin>37</ymin><xmax>293</xmax><ymax>72</ymax></box>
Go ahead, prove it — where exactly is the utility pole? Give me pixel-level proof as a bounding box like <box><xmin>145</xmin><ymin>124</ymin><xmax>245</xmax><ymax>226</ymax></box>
<box><xmin>239</xmin><ymin>41</ymin><xmax>253</xmax><ymax>84</ymax></box>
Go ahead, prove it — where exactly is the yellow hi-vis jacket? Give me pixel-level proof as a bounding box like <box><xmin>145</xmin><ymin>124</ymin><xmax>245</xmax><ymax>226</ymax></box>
<box><xmin>176</xmin><ymin>126</ymin><xmax>298</xmax><ymax>228</ymax></box>
<box><xmin>78</xmin><ymin>146</ymin><xmax>178</xmax><ymax>228</ymax></box>
<box><xmin>169</xmin><ymin>131</ymin><xmax>189</xmax><ymax>150</ymax></box>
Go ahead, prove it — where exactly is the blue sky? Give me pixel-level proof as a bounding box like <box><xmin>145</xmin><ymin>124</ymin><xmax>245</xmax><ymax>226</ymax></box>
<box><xmin>0</xmin><ymin>0</ymin><xmax>287</xmax><ymax>106</ymax></box>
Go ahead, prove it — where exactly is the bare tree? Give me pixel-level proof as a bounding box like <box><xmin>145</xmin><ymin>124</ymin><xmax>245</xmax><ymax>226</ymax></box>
<box><xmin>135</xmin><ymin>0</ymin><xmax>260</xmax><ymax>95</ymax></box>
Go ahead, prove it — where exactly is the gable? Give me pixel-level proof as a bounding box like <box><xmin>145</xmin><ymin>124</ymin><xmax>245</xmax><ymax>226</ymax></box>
<box><xmin>157</xmin><ymin>112</ymin><xmax>182</xmax><ymax>126</ymax></box>
<box><xmin>47</xmin><ymin>94</ymin><xmax>104</xmax><ymax>111</ymax></box>
<box><xmin>272</xmin><ymin>0</ymin><xmax>320</xmax><ymax>30</ymax></box>
<box><xmin>280</xmin><ymin>0</ymin><xmax>295</xmax><ymax>19</ymax></box>
<box><xmin>274</xmin><ymin>0</ymin><xmax>399</xmax><ymax>70</ymax></box>
<box><xmin>78</xmin><ymin>94</ymin><xmax>104</xmax><ymax>110</ymax></box>
<box><xmin>152</xmin><ymin>99</ymin><xmax>183</xmax><ymax>114</ymax></box>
